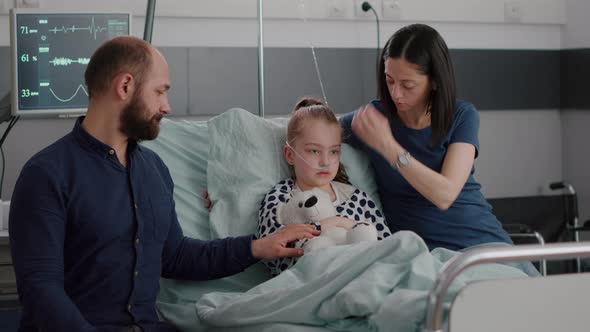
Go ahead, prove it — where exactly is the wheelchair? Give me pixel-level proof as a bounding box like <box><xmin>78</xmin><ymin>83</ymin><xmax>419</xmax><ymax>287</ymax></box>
<box><xmin>488</xmin><ymin>181</ymin><xmax>590</xmax><ymax>276</ymax></box>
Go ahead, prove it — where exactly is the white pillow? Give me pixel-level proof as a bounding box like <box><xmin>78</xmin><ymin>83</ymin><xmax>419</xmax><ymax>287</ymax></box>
<box><xmin>207</xmin><ymin>108</ymin><xmax>381</xmax><ymax>238</ymax></box>
<box><xmin>141</xmin><ymin>118</ymin><xmax>211</xmax><ymax>240</ymax></box>
<box><xmin>149</xmin><ymin>110</ymin><xmax>381</xmax><ymax>327</ymax></box>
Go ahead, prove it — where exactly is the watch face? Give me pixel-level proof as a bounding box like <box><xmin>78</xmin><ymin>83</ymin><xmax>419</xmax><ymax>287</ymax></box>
<box><xmin>399</xmin><ymin>152</ymin><xmax>410</xmax><ymax>166</ymax></box>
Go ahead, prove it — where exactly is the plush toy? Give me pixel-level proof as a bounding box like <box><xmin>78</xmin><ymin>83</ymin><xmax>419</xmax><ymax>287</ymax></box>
<box><xmin>278</xmin><ymin>187</ymin><xmax>378</xmax><ymax>252</ymax></box>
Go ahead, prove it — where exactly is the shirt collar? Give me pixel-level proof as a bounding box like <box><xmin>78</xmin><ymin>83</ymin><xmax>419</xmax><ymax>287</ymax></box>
<box><xmin>72</xmin><ymin>116</ymin><xmax>141</xmax><ymax>158</ymax></box>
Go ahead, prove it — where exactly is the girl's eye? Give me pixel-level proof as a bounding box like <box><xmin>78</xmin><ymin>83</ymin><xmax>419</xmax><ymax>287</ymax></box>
<box><xmin>330</xmin><ymin>150</ymin><xmax>340</xmax><ymax>155</ymax></box>
<box><xmin>309</xmin><ymin>149</ymin><xmax>320</xmax><ymax>155</ymax></box>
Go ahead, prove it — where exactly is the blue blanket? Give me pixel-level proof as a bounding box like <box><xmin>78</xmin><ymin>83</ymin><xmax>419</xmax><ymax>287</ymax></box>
<box><xmin>196</xmin><ymin>232</ymin><xmax>527</xmax><ymax>331</ymax></box>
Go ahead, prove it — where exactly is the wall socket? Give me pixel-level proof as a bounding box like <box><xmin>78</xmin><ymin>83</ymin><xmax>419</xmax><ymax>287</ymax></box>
<box><xmin>504</xmin><ymin>1</ymin><xmax>523</xmax><ymax>23</ymax></box>
<box><xmin>382</xmin><ymin>0</ymin><xmax>401</xmax><ymax>20</ymax></box>
<box><xmin>355</xmin><ymin>0</ymin><xmax>379</xmax><ymax>19</ymax></box>
<box><xmin>327</xmin><ymin>0</ymin><xmax>348</xmax><ymax>18</ymax></box>
<box><xmin>0</xmin><ymin>0</ymin><xmax>12</xmax><ymax>13</ymax></box>
<box><xmin>16</xmin><ymin>0</ymin><xmax>40</xmax><ymax>8</ymax></box>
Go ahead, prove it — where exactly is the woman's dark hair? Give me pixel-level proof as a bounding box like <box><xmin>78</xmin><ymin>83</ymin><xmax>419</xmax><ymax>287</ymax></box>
<box><xmin>288</xmin><ymin>97</ymin><xmax>350</xmax><ymax>184</ymax></box>
<box><xmin>377</xmin><ymin>23</ymin><xmax>456</xmax><ymax>142</ymax></box>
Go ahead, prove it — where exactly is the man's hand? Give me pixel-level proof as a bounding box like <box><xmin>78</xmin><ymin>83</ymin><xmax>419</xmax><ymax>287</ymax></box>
<box><xmin>251</xmin><ymin>224</ymin><xmax>320</xmax><ymax>260</ymax></box>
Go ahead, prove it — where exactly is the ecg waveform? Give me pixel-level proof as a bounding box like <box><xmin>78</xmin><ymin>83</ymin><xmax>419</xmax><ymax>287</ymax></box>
<box><xmin>49</xmin><ymin>57</ymin><xmax>91</xmax><ymax>66</ymax></box>
<box><xmin>48</xmin><ymin>17</ymin><xmax>108</xmax><ymax>40</ymax></box>
<box><xmin>48</xmin><ymin>84</ymin><xmax>89</xmax><ymax>103</ymax></box>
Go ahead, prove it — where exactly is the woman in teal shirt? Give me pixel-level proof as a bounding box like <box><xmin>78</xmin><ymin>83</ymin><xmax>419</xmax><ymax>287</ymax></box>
<box><xmin>341</xmin><ymin>24</ymin><xmax>537</xmax><ymax>274</ymax></box>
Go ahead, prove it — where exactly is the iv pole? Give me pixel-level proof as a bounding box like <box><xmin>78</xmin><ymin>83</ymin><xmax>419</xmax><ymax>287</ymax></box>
<box><xmin>257</xmin><ymin>0</ymin><xmax>265</xmax><ymax>117</ymax></box>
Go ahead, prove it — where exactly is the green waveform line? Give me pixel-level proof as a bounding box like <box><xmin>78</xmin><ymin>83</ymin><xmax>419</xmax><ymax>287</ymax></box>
<box><xmin>48</xmin><ymin>17</ymin><xmax>108</xmax><ymax>40</ymax></box>
<box><xmin>48</xmin><ymin>84</ymin><xmax>89</xmax><ymax>102</ymax></box>
<box><xmin>49</xmin><ymin>57</ymin><xmax>91</xmax><ymax>66</ymax></box>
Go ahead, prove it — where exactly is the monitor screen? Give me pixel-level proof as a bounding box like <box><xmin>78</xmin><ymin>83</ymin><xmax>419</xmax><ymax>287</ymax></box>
<box><xmin>10</xmin><ymin>9</ymin><xmax>131</xmax><ymax>118</ymax></box>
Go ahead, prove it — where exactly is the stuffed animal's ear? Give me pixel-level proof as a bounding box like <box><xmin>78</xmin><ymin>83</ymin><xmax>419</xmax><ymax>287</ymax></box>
<box><xmin>277</xmin><ymin>203</ymin><xmax>288</xmax><ymax>225</ymax></box>
<box><xmin>278</xmin><ymin>196</ymin><xmax>300</xmax><ymax>225</ymax></box>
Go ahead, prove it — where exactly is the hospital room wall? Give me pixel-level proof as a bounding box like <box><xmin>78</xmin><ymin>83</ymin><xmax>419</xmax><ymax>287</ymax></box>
<box><xmin>561</xmin><ymin>0</ymin><xmax>590</xmax><ymax>226</ymax></box>
<box><xmin>0</xmin><ymin>1</ymin><xmax>573</xmax><ymax>210</ymax></box>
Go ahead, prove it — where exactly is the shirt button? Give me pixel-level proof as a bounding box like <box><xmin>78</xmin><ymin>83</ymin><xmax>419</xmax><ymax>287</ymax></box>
<box><xmin>134</xmin><ymin>203</ymin><xmax>138</xmax><ymax>209</ymax></box>
<box><xmin>127</xmin><ymin>304</ymin><xmax>132</xmax><ymax>311</ymax></box>
<box><xmin>134</xmin><ymin>270</ymin><xmax>139</xmax><ymax>277</ymax></box>
<box><xmin>135</xmin><ymin>238</ymin><xmax>140</xmax><ymax>245</ymax></box>
<box><xmin>108</xmin><ymin>149</ymin><xmax>115</xmax><ymax>155</ymax></box>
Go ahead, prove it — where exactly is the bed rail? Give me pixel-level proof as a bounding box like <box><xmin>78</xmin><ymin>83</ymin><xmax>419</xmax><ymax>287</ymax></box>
<box><xmin>424</xmin><ymin>241</ymin><xmax>590</xmax><ymax>332</ymax></box>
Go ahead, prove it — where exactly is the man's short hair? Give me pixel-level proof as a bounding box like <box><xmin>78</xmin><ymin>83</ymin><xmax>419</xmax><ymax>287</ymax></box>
<box><xmin>84</xmin><ymin>36</ymin><xmax>152</xmax><ymax>99</ymax></box>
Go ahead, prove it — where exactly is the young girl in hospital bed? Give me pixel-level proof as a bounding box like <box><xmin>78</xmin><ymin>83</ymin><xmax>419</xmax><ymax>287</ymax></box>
<box><xmin>257</xmin><ymin>97</ymin><xmax>392</xmax><ymax>277</ymax></box>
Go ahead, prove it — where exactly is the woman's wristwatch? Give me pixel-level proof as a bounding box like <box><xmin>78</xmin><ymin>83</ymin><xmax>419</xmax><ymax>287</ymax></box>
<box><xmin>395</xmin><ymin>150</ymin><xmax>411</xmax><ymax>170</ymax></box>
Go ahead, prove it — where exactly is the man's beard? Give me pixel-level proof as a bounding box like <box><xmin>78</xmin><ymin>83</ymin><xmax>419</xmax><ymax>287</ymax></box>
<box><xmin>120</xmin><ymin>90</ymin><xmax>163</xmax><ymax>142</ymax></box>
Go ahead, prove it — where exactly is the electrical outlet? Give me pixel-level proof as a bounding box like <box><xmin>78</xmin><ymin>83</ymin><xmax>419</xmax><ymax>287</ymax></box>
<box><xmin>327</xmin><ymin>0</ymin><xmax>347</xmax><ymax>18</ymax></box>
<box><xmin>16</xmin><ymin>0</ymin><xmax>39</xmax><ymax>8</ymax></box>
<box><xmin>0</xmin><ymin>0</ymin><xmax>13</xmax><ymax>13</ymax></box>
<box><xmin>504</xmin><ymin>1</ymin><xmax>523</xmax><ymax>23</ymax></box>
<box><xmin>382</xmin><ymin>0</ymin><xmax>401</xmax><ymax>20</ymax></box>
<box><xmin>355</xmin><ymin>0</ymin><xmax>378</xmax><ymax>19</ymax></box>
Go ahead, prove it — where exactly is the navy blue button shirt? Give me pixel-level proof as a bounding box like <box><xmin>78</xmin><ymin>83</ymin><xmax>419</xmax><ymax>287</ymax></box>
<box><xmin>9</xmin><ymin>117</ymin><xmax>258</xmax><ymax>331</ymax></box>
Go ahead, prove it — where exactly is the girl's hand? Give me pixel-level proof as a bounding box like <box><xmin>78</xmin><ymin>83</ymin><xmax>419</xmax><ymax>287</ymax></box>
<box><xmin>202</xmin><ymin>191</ymin><xmax>212</xmax><ymax>211</ymax></box>
<box><xmin>351</xmin><ymin>104</ymin><xmax>400</xmax><ymax>156</ymax></box>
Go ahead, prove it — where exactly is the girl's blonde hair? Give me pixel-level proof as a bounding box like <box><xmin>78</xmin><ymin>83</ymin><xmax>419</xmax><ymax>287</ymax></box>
<box><xmin>287</xmin><ymin>97</ymin><xmax>350</xmax><ymax>184</ymax></box>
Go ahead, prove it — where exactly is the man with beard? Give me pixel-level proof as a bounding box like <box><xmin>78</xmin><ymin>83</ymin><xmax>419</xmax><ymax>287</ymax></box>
<box><xmin>9</xmin><ymin>36</ymin><xmax>319</xmax><ymax>332</ymax></box>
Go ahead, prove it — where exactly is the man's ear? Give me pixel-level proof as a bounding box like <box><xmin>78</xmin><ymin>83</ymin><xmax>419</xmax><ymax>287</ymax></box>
<box><xmin>113</xmin><ymin>72</ymin><xmax>135</xmax><ymax>101</ymax></box>
<box><xmin>284</xmin><ymin>145</ymin><xmax>295</xmax><ymax>166</ymax></box>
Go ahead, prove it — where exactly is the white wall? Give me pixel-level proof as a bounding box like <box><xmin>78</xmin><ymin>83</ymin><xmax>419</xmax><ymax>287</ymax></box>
<box><xmin>0</xmin><ymin>0</ymin><xmax>567</xmax><ymax>201</ymax></box>
<box><xmin>562</xmin><ymin>0</ymin><xmax>590</xmax><ymax>49</ymax></box>
<box><xmin>561</xmin><ymin>0</ymin><xmax>590</xmax><ymax>223</ymax></box>
<box><xmin>479</xmin><ymin>110</ymin><xmax>563</xmax><ymax>198</ymax></box>
<box><xmin>561</xmin><ymin>111</ymin><xmax>590</xmax><ymax>224</ymax></box>
<box><xmin>0</xmin><ymin>0</ymin><xmax>565</xmax><ymax>48</ymax></box>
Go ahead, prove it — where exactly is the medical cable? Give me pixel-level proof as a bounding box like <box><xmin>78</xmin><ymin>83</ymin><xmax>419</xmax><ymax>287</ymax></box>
<box><xmin>0</xmin><ymin>115</ymin><xmax>19</xmax><ymax>199</ymax></box>
<box><xmin>298</xmin><ymin>0</ymin><xmax>329</xmax><ymax>106</ymax></box>
<box><xmin>362</xmin><ymin>1</ymin><xmax>381</xmax><ymax>67</ymax></box>
<box><xmin>285</xmin><ymin>140</ymin><xmax>337</xmax><ymax>171</ymax></box>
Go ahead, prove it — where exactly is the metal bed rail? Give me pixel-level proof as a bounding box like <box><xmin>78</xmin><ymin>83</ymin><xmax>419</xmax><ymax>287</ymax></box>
<box><xmin>508</xmin><ymin>232</ymin><xmax>547</xmax><ymax>276</ymax></box>
<box><xmin>424</xmin><ymin>241</ymin><xmax>590</xmax><ymax>332</ymax></box>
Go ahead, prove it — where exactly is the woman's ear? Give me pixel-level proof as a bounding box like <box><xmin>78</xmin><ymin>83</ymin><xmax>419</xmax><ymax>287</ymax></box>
<box><xmin>431</xmin><ymin>81</ymin><xmax>437</xmax><ymax>91</ymax></box>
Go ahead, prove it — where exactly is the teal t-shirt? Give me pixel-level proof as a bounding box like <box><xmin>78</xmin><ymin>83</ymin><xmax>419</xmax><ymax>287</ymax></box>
<box><xmin>341</xmin><ymin>99</ymin><xmax>512</xmax><ymax>251</ymax></box>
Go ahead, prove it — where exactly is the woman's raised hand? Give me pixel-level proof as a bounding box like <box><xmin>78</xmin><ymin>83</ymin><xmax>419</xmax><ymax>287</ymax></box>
<box><xmin>351</xmin><ymin>104</ymin><xmax>398</xmax><ymax>156</ymax></box>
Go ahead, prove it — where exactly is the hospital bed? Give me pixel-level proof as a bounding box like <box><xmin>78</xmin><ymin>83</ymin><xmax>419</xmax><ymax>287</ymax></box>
<box><xmin>426</xmin><ymin>242</ymin><xmax>590</xmax><ymax>332</ymax></box>
<box><xmin>143</xmin><ymin>111</ymin><xmax>590</xmax><ymax>332</ymax></box>
<box><xmin>137</xmin><ymin>2</ymin><xmax>590</xmax><ymax>331</ymax></box>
